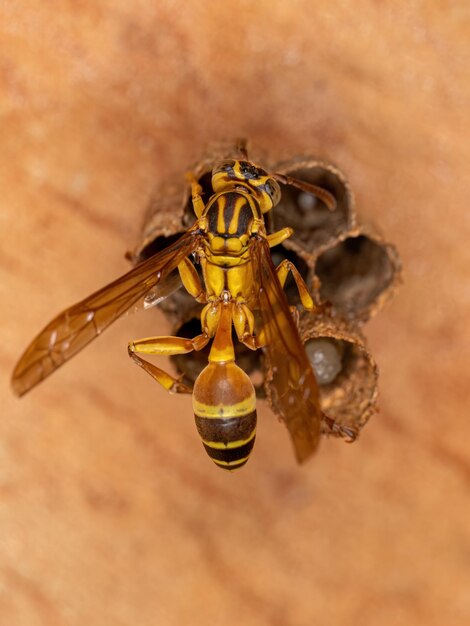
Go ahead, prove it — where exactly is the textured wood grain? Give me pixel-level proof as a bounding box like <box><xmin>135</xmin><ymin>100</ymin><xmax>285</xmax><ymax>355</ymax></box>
<box><xmin>1</xmin><ymin>2</ymin><xmax>469</xmax><ymax>625</ymax></box>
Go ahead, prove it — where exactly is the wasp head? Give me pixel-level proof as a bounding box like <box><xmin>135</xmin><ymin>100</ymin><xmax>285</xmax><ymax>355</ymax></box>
<box><xmin>211</xmin><ymin>160</ymin><xmax>281</xmax><ymax>213</ymax></box>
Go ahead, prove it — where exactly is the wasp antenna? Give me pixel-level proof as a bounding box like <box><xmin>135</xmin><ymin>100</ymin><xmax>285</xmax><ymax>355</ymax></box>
<box><xmin>273</xmin><ymin>173</ymin><xmax>337</xmax><ymax>211</ymax></box>
<box><xmin>236</xmin><ymin>138</ymin><xmax>249</xmax><ymax>160</ymax></box>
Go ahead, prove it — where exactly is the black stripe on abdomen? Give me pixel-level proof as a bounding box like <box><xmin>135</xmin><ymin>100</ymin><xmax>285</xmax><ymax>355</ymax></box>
<box><xmin>195</xmin><ymin>411</ymin><xmax>257</xmax><ymax>471</ymax></box>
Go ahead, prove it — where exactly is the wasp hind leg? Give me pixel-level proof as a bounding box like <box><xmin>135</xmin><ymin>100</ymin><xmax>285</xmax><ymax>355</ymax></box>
<box><xmin>129</xmin><ymin>258</ymin><xmax>207</xmax><ymax>393</ymax></box>
<box><xmin>128</xmin><ymin>333</ymin><xmax>210</xmax><ymax>394</ymax></box>
<box><xmin>232</xmin><ymin>300</ymin><xmax>265</xmax><ymax>351</ymax></box>
<box><xmin>321</xmin><ymin>412</ymin><xmax>358</xmax><ymax>442</ymax></box>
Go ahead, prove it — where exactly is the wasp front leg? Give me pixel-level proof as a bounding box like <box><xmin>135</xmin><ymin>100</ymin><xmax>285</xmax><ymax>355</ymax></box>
<box><xmin>186</xmin><ymin>171</ymin><xmax>206</xmax><ymax>219</ymax></box>
<box><xmin>128</xmin><ymin>333</ymin><xmax>210</xmax><ymax>394</ymax></box>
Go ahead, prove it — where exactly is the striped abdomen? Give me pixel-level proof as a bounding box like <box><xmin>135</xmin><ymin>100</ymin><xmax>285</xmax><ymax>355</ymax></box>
<box><xmin>193</xmin><ymin>361</ymin><xmax>256</xmax><ymax>471</ymax></box>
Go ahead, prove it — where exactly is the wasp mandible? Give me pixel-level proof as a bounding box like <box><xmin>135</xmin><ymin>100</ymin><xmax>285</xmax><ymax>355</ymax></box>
<box><xmin>12</xmin><ymin>142</ymin><xmax>355</xmax><ymax>470</ymax></box>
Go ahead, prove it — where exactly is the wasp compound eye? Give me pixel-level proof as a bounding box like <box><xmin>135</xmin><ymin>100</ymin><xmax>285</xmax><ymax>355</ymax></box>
<box><xmin>260</xmin><ymin>178</ymin><xmax>281</xmax><ymax>207</ymax></box>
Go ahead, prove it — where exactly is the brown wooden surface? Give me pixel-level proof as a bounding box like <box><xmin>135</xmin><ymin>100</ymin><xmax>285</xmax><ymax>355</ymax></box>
<box><xmin>1</xmin><ymin>2</ymin><xmax>469</xmax><ymax>625</ymax></box>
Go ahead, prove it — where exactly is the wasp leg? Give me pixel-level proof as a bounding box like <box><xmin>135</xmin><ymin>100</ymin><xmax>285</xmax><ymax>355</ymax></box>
<box><xmin>274</xmin><ymin>259</ymin><xmax>316</xmax><ymax>311</ymax></box>
<box><xmin>321</xmin><ymin>412</ymin><xmax>359</xmax><ymax>442</ymax></box>
<box><xmin>128</xmin><ymin>333</ymin><xmax>210</xmax><ymax>393</ymax></box>
<box><xmin>240</xmin><ymin>333</ymin><xmax>264</xmax><ymax>351</ymax></box>
<box><xmin>185</xmin><ymin>171</ymin><xmax>205</xmax><ymax>219</ymax></box>
<box><xmin>232</xmin><ymin>300</ymin><xmax>264</xmax><ymax>350</ymax></box>
<box><xmin>266</xmin><ymin>227</ymin><xmax>293</xmax><ymax>248</ymax></box>
<box><xmin>178</xmin><ymin>257</ymin><xmax>205</xmax><ymax>302</ymax></box>
<box><xmin>266</xmin><ymin>229</ymin><xmax>322</xmax><ymax>312</ymax></box>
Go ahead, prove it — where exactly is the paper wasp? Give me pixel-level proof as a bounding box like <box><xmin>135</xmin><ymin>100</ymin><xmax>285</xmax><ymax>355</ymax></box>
<box><xmin>12</xmin><ymin>142</ymin><xmax>356</xmax><ymax>470</ymax></box>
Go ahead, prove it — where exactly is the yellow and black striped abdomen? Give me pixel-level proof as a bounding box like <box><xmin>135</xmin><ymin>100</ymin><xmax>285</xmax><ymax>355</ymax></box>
<box><xmin>193</xmin><ymin>362</ymin><xmax>256</xmax><ymax>471</ymax></box>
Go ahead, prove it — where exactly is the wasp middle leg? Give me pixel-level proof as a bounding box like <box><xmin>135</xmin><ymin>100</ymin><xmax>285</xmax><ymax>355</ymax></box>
<box><xmin>274</xmin><ymin>259</ymin><xmax>315</xmax><ymax>311</ymax></box>
<box><xmin>266</xmin><ymin>228</ymin><xmax>320</xmax><ymax>313</ymax></box>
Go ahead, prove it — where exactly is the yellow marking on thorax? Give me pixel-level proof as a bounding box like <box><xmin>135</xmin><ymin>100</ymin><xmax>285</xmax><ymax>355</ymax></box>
<box><xmin>204</xmin><ymin>249</ymin><xmax>251</xmax><ymax>266</ymax></box>
<box><xmin>217</xmin><ymin>197</ymin><xmax>226</xmax><ymax>233</ymax></box>
<box><xmin>228</xmin><ymin>196</ymin><xmax>244</xmax><ymax>234</ymax></box>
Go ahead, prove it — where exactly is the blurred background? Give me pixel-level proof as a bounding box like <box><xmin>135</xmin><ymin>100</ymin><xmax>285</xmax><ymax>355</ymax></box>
<box><xmin>1</xmin><ymin>2</ymin><xmax>469</xmax><ymax>625</ymax></box>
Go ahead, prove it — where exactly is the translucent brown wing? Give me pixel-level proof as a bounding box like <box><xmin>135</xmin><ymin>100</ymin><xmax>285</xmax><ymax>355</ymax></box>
<box><xmin>12</xmin><ymin>229</ymin><xmax>201</xmax><ymax>397</ymax></box>
<box><xmin>251</xmin><ymin>236</ymin><xmax>321</xmax><ymax>463</ymax></box>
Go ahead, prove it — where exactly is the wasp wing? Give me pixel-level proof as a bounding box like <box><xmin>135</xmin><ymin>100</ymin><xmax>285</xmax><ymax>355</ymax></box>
<box><xmin>130</xmin><ymin>271</ymin><xmax>184</xmax><ymax>314</ymax></box>
<box><xmin>12</xmin><ymin>229</ymin><xmax>201</xmax><ymax>396</ymax></box>
<box><xmin>251</xmin><ymin>236</ymin><xmax>321</xmax><ymax>463</ymax></box>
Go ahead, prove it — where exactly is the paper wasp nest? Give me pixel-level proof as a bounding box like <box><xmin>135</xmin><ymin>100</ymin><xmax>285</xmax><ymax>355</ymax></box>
<box><xmin>129</xmin><ymin>144</ymin><xmax>401</xmax><ymax>439</ymax></box>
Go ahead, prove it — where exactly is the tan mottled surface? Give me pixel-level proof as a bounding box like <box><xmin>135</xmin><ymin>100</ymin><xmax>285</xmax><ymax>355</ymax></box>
<box><xmin>1</xmin><ymin>2</ymin><xmax>469</xmax><ymax>625</ymax></box>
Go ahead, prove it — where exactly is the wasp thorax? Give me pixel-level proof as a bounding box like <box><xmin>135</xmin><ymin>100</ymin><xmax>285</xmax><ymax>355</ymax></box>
<box><xmin>208</xmin><ymin>234</ymin><xmax>245</xmax><ymax>254</ymax></box>
<box><xmin>193</xmin><ymin>361</ymin><xmax>257</xmax><ymax>471</ymax></box>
